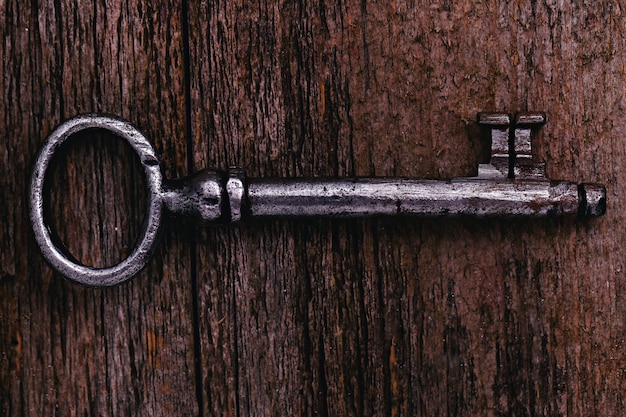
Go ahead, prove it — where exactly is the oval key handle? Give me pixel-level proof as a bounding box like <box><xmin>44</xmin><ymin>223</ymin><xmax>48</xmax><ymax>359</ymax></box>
<box><xmin>30</xmin><ymin>113</ymin><xmax>606</xmax><ymax>287</ymax></box>
<box><xmin>29</xmin><ymin>115</ymin><xmax>167</xmax><ymax>286</ymax></box>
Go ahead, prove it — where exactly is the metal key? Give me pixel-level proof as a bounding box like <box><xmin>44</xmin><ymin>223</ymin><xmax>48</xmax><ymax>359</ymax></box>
<box><xmin>29</xmin><ymin>114</ymin><xmax>606</xmax><ymax>287</ymax></box>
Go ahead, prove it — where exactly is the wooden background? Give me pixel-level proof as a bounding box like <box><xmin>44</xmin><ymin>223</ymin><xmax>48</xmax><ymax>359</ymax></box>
<box><xmin>1</xmin><ymin>1</ymin><xmax>625</xmax><ymax>415</ymax></box>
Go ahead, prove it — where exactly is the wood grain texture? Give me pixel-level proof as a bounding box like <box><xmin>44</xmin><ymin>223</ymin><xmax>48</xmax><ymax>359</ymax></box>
<box><xmin>3</xmin><ymin>0</ymin><xmax>626</xmax><ymax>416</ymax></box>
<box><xmin>188</xmin><ymin>1</ymin><xmax>626</xmax><ymax>416</ymax></box>
<box><xmin>0</xmin><ymin>1</ymin><xmax>198</xmax><ymax>415</ymax></box>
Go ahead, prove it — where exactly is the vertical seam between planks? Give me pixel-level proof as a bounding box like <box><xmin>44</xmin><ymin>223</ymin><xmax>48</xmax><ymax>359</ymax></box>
<box><xmin>182</xmin><ymin>1</ymin><xmax>204</xmax><ymax>416</ymax></box>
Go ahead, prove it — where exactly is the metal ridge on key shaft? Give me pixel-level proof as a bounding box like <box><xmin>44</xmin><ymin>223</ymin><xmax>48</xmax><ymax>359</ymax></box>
<box><xmin>29</xmin><ymin>113</ymin><xmax>606</xmax><ymax>287</ymax></box>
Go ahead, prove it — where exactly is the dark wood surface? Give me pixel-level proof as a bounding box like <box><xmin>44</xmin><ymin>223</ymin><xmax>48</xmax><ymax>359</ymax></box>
<box><xmin>2</xmin><ymin>1</ymin><xmax>625</xmax><ymax>416</ymax></box>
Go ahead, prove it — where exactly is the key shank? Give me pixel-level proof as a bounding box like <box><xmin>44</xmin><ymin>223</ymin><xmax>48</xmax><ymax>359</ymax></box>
<box><xmin>165</xmin><ymin>170</ymin><xmax>604</xmax><ymax>222</ymax></box>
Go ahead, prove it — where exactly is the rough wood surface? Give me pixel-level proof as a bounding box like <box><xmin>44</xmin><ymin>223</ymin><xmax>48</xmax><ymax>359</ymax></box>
<box><xmin>189</xmin><ymin>1</ymin><xmax>625</xmax><ymax>416</ymax></box>
<box><xmin>0</xmin><ymin>1</ymin><xmax>198</xmax><ymax>416</ymax></box>
<box><xmin>2</xmin><ymin>1</ymin><xmax>626</xmax><ymax>416</ymax></box>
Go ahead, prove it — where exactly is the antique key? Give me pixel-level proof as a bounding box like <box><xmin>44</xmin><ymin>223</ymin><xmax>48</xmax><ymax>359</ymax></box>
<box><xmin>30</xmin><ymin>114</ymin><xmax>606</xmax><ymax>287</ymax></box>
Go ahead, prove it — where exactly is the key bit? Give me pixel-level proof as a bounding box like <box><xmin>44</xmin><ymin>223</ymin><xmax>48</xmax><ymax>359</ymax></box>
<box><xmin>477</xmin><ymin>112</ymin><xmax>510</xmax><ymax>178</ymax></box>
<box><xmin>513</xmin><ymin>112</ymin><xmax>547</xmax><ymax>179</ymax></box>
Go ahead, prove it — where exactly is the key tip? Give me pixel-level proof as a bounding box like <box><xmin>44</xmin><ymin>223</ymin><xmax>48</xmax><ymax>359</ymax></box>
<box><xmin>579</xmin><ymin>183</ymin><xmax>606</xmax><ymax>217</ymax></box>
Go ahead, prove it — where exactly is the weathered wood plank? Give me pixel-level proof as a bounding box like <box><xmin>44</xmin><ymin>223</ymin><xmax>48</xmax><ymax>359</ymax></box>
<box><xmin>3</xmin><ymin>0</ymin><xmax>626</xmax><ymax>416</ymax></box>
<box><xmin>188</xmin><ymin>1</ymin><xmax>626</xmax><ymax>416</ymax></box>
<box><xmin>0</xmin><ymin>1</ymin><xmax>198</xmax><ymax>415</ymax></box>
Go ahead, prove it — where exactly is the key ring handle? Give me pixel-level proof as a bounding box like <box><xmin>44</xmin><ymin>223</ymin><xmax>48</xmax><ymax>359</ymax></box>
<box><xmin>29</xmin><ymin>114</ymin><xmax>164</xmax><ymax>287</ymax></box>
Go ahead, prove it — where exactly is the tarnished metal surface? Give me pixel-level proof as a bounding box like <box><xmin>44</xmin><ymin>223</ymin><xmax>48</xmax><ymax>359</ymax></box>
<box><xmin>226</xmin><ymin>167</ymin><xmax>246</xmax><ymax>222</ymax></box>
<box><xmin>247</xmin><ymin>178</ymin><xmax>581</xmax><ymax>217</ymax></box>
<box><xmin>579</xmin><ymin>183</ymin><xmax>607</xmax><ymax>217</ymax></box>
<box><xmin>478</xmin><ymin>112</ymin><xmax>510</xmax><ymax>177</ymax></box>
<box><xmin>29</xmin><ymin>114</ymin><xmax>165</xmax><ymax>287</ymax></box>
<box><xmin>30</xmin><ymin>114</ymin><xmax>607</xmax><ymax>286</ymax></box>
<box><xmin>512</xmin><ymin>112</ymin><xmax>547</xmax><ymax>179</ymax></box>
<box><xmin>162</xmin><ymin>170</ymin><xmax>224</xmax><ymax>221</ymax></box>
